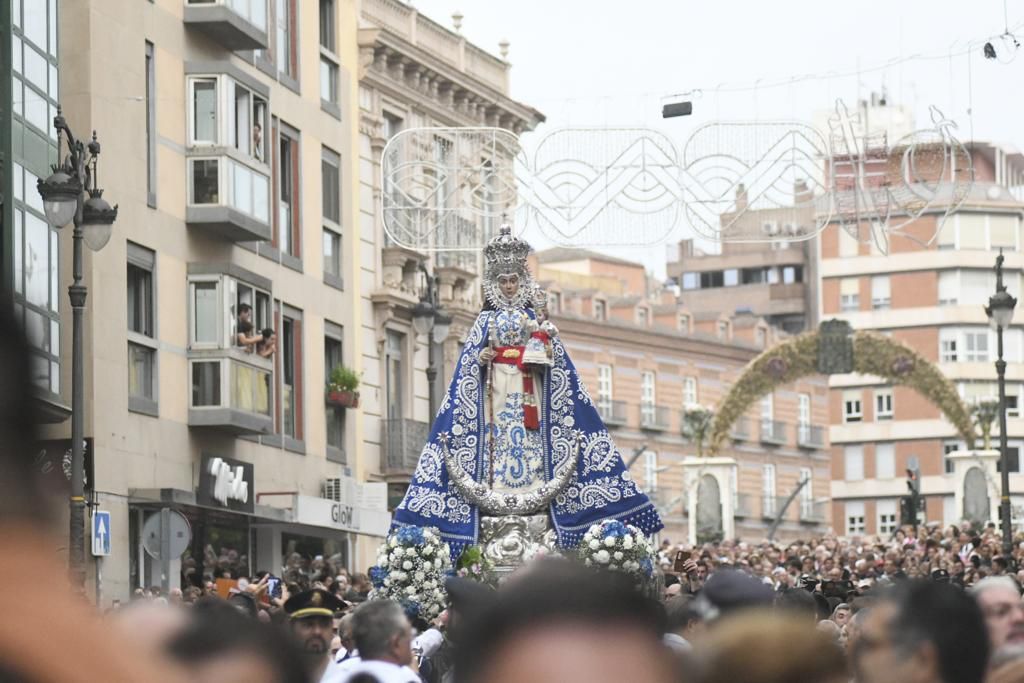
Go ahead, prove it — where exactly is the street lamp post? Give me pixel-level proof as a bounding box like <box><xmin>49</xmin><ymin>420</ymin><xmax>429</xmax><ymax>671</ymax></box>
<box><xmin>412</xmin><ymin>268</ymin><xmax>451</xmax><ymax>419</ymax></box>
<box><xmin>985</xmin><ymin>249</ymin><xmax>1017</xmax><ymax>560</ymax></box>
<box><xmin>36</xmin><ymin>108</ymin><xmax>117</xmax><ymax>593</ymax></box>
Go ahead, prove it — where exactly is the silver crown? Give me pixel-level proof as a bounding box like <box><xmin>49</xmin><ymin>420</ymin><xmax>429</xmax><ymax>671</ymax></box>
<box><xmin>484</xmin><ymin>224</ymin><xmax>531</xmax><ymax>278</ymax></box>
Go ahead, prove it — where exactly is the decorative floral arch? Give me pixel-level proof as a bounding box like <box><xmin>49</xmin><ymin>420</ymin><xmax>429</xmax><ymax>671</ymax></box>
<box><xmin>707</xmin><ymin>329</ymin><xmax>975</xmax><ymax>456</ymax></box>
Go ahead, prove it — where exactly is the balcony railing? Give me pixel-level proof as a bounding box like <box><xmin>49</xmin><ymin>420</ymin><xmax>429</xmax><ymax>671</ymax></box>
<box><xmin>733</xmin><ymin>493</ymin><xmax>752</xmax><ymax>518</ymax></box>
<box><xmin>598</xmin><ymin>399</ymin><xmax>628</xmax><ymax>426</ymax></box>
<box><xmin>188</xmin><ymin>348</ymin><xmax>273</xmax><ymax>434</ymax></box>
<box><xmin>797</xmin><ymin>424</ymin><xmax>827</xmax><ymax>449</ymax></box>
<box><xmin>640</xmin><ymin>404</ymin><xmax>670</xmax><ymax>431</ymax></box>
<box><xmin>184</xmin><ymin>0</ymin><xmax>269</xmax><ymax>50</ymax></box>
<box><xmin>761</xmin><ymin>495</ymin><xmax>792</xmax><ymax>520</ymax></box>
<box><xmin>381</xmin><ymin>418</ymin><xmax>430</xmax><ymax>476</ymax></box>
<box><xmin>760</xmin><ymin>419</ymin><xmax>787</xmax><ymax>445</ymax></box>
<box><xmin>800</xmin><ymin>500</ymin><xmax>828</xmax><ymax>524</ymax></box>
<box><xmin>187</xmin><ymin>154</ymin><xmax>272</xmax><ymax>242</ymax></box>
<box><xmin>729</xmin><ymin>418</ymin><xmax>750</xmax><ymax>441</ymax></box>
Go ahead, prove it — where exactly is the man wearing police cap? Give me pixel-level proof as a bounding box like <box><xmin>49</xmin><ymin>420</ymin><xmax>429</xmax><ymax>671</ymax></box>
<box><xmin>285</xmin><ymin>588</ymin><xmax>348</xmax><ymax>682</ymax></box>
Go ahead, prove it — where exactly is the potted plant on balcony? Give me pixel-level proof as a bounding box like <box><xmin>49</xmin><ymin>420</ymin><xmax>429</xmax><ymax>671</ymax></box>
<box><xmin>326</xmin><ymin>365</ymin><xmax>361</xmax><ymax>408</ymax></box>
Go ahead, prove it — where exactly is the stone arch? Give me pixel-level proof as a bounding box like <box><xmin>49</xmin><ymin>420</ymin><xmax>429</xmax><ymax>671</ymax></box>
<box><xmin>708</xmin><ymin>323</ymin><xmax>975</xmax><ymax>456</ymax></box>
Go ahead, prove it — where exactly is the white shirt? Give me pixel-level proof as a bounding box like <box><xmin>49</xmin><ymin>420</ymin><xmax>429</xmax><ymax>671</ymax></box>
<box><xmin>323</xmin><ymin>658</ymin><xmax>419</xmax><ymax>683</ymax></box>
<box><xmin>413</xmin><ymin>628</ymin><xmax>444</xmax><ymax>658</ymax></box>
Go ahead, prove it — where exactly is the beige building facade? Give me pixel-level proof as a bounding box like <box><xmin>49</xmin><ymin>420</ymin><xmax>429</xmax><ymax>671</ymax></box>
<box><xmin>536</xmin><ymin>250</ymin><xmax>832</xmax><ymax>543</ymax></box>
<box><xmin>40</xmin><ymin>0</ymin><xmax>387</xmax><ymax>602</ymax></box>
<box><xmin>823</xmin><ymin>144</ymin><xmax>1024</xmax><ymax>536</ymax></box>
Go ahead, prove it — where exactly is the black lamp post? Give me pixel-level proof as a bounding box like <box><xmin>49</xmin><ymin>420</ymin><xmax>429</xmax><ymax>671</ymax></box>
<box><xmin>985</xmin><ymin>249</ymin><xmax>1017</xmax><ymax>560</ymax></box>
<box><xmin>36</xmin><ymin>108</ymin><xmax>117</xmax><ymax>594</ymax></box>
<box><xmin>412</xmin><ymin>268</ymin><xmax>451</xmax><ymax>419</ymax></box>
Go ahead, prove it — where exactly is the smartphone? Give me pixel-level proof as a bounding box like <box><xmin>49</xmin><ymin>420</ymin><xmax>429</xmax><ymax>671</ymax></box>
<box><xmin>673</xmin><ymin>550</ymin><xmax>692</xmax><ymax>573</ymax></box>
<box><xmin>267</xmin><ymin>576</ymin><xmax>282</xmax><ymax>600</ymax></box>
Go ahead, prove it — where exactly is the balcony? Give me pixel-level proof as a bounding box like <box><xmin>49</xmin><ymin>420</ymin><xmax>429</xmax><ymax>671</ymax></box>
<box><xmin>187</xmin><ymin>154</ymin><xmax>272</xmax><ymax>242</ymax></box>
<box><xmin>729</xmin><ymin>418</ymin><xmax>750</xmax><ymax>441</ymax></box>
<box><xmin>640</xmin><ymin>404</ymin><xmax>671</xmax><ymax>431</ymax></box>
<box><xmin>797</xmin><ymin>424</ymin><xmax>827</xmax><ymax>449</ymax></box>
<box><xmin>184</xmin><ymin>0</ymin><xmax>269</xmax><ymax>51</ymax></box>
<box><xmin>598</xmin><ymin>399</ymin><xmax>628</xmax><ymax>427</ymax></box>
<box><xmin>381</xmin><ymin>418</ymin><xmax>430</xmax><ymax>476</ymax></box>
<box><xmin>761</xmin><ymin>495</ymin><xmax>790</xmax><ymax>520</ymax></box>
<box><xmin>800</xmin><ymin>500</ymin><xmax>828</xmax><ymax>524</ymax></box>
<box><xmin>760</xmin><ymin>419</ymin><xmax>787</xmax><ymax>445</ymax></box>
<box><xmin>188</xmin><ymin>348</ymin><xmax>274</xmax><ymax>434</ymax></box>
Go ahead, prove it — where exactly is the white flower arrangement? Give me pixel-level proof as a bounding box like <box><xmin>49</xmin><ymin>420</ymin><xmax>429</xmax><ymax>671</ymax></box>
<box><xmin>577</xmin><ymin>519</ymin><xmax>655</xmax><ymax>580</ymax></box>
<box><xmin>369</xmin><ymin>526</ymin><xmax>451</xmax><ymax>621</ymax></box>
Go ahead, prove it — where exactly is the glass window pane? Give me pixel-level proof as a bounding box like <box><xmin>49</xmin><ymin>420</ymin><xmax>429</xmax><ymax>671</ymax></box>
<box><xmin>129</xmin><ymin>343</ymin><xmax>155</xmax><ymax>400</ymax></box>
<box><xmin>253</xmin><ymin>170</ymin><xmax>269</xmax><ymax>222</ymax></box>
<box><xmin>13</xmin><ymin>0</ymin><xmax>20</xmax><ymax>28</ymax></box>
<box><xmin>24</xmin><ymin>169</ymin><xmax>43</xmax><ymax>214</ymax></box>
<box><xmin>13</xmin><ymin>210</ymin><xmax>23</xmax><ymax>294</ymax></box>
<box><xmin>47</xmin><ymin>0</ymin><xmax>56</xmax><ymax>57</ymax></box>
<box><xmin>11</xmin><ymin>75</ymin><xmax>22</xmax><ymax>117</ymax></box>
<box><xmin>233</xmin><ymin>162</ymin><xmax>253</xmax><ymax>216</ymax></box>
<box><xmin>25</xmin><ymin>308</ymin><xmax>46</xmax><ymax>351</ymax></box>
<box><xmin>23</xmin><ymin>0</ymin><xmax>45</xmax><ymax>48</ymax></box>
<box><xmin>192</xmin><ymin>282</ymin><xmax>219</xmax><ymax>344</ymax></box>
<box><xmin>31</xmin><ymin>353</ymin><xmax>48</xmax><ymax>391</ymax></box>
<box><xmin>23</xmin><ymin>46</ymin><xmax>46</xmax><ymax>91</ymax></box>
<box><xmin>192</xmin><ymin>79</ymin><xmax>217</xmax><ymax>143</ymax></box>
<box><xmin>23</xmin><ymin>85</ymin><xmax>48</xmax><ymax>133</ymax></box>
<box><xmin>24</xmin><ymin>212</ymin><xmax>49</xmax><ymax>307</ymax></box>
<box><xmin>12</xmin><ymin>35</ymin><xmax>21</xmax><ymax>74</ymax></box>
<box><xmin>192</xmin><ymin>361</ymin><xmax>221</xmax><ymax>406</ymax></box>
<box><xmin>50</xmin><ymin>360</ymin><xmax>59</xmax><ymax>393</ymax></box>
<box><xmin>48</xmin><ymin>63</ymin><xmax>57</xmax><ymax>99</ymax></box>
<box><xmin>49</xmin><ymin>229</ymin><xmax>58</xmax><ymax>312</ymax></box>
<box><xmin>191</xmin><ymin>159</ymin><xmax>220</xmax><ymax>204</ymax></box>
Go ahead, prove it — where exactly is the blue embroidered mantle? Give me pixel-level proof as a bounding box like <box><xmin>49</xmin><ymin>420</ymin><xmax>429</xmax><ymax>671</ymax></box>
<box><xmin>392</xmin><ymin>309</ymin><xmax>664</xmax><ymax>559</ymax></box>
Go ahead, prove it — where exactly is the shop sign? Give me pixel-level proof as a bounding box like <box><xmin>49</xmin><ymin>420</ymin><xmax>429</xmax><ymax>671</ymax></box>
<box><xmin>198</xmin><ymin>454</ymin><xmax>254</xmax><ymax>513</ymax></box>
<box><xmin>33</xmin><ymin>438</ymin><xmax>94</xmax><ymax>493</ymax></box>
<box><xmin>294</xmin><ymin>495</ymin><xmax>391</xmax><ymax>537</ymax></box>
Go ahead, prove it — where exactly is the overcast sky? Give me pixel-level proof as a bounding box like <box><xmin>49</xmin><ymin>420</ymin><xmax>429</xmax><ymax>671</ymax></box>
<box><xmin>411</xmin><ymin>0</ymin><xmax>1024</xmax><ymax>276</ymax></box>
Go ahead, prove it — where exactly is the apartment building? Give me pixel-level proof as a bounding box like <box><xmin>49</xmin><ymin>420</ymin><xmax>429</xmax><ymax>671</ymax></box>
<box><xmin>535</xmin><ymin>249</ymin><xmax>832</xmax><ymax>543</ymax></box>
<box><xmin>823</xmin><ymin>142</ymin><xmax>1024</xmax><ymax>536</ymax></box>
<box><xmin>10</xmin><ymin>0</ymin><xmax>400</xmax><ymax>602</ymax></box>
<box><xmin>355</xmin><ymin>0</ymin><xmax>544</xmax><ymax>508</ymax></box>
<box><xmin>667</xmin><ymin>185</ymin><xmax>820</xmax><ymax>335</ymax></box>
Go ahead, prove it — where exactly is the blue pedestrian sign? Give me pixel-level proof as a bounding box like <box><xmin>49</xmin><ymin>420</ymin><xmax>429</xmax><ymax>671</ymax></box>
<box><xmin>92</xmin><ymin>510</ymin><xmax>111</xmax><ymax>557</ymax></box>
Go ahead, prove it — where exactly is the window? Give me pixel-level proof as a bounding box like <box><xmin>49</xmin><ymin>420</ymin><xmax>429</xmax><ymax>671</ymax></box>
<box><xmin>944</xmin><ymin>442</ymin><xmax>962</xmax><ymax>474</ymax></box>
<box><xmin>323</xmin><ymin>229</ymin><xmax>341</xmax><ymax>284</ymax></box>
<box><xmin>782</xmin><ymin>265</ymin><xmax>802</xmax><ymax>284</ymax></box>
<box><xmin>319</xmin><ymin>0</ymin><xmax>338</xmax><ymax>107</ymax></box>
<box><xmin>843</xmin><ymin>390</ymin><xmax>862</xmax><ymax>423</ymax></box>
<box><xmin>636</xmin><ymin>307</ymin><xmax>649</xmax><ymax>326</ymax></box>
<box><xmin>128</xmin><ymin>243</ymin><xmax>157</xmax><ymax>414</ymax></box>
<box><xmin>875</xmin><ymin>389</ymin><xmax>893</xmax><ymax>420</ymax></box>
<box><xmin>839</xmin><ymin>227</ymin><xmax>859</xmax><ymax>257</ymax></box>
<box><xmin>799</xmin><ymin>467</ymin><xmax>813</xmax><ymax>516</ymax></box>
<box><xmin>187</xmin><ymin>76</ymin><xmax>267</xmax><ymax>162</ymax></box>
<box><xmin>940</xmin><ymin>329</ymin><xmax>958</xmax><ymax>362</ymax></box>
<box><xmin>643</xmin><ymin>451</ymin><xmax>658</xmax><ymax>492</ymax></box>
<box><xmin>385</xmin><ymin>331</ymin><xmax>406</xmax><ymax>420</ymax></box>
<box><xmin>701</xmin><ymin>271</ymin><xmax>725</xmax><ymax>288</ymax></box>
<box><xmin>724</xmin><ymin>269</ymin><xmax>739</xmax><ymax>286</ymax></box>
<box><xmin>275</xmin><ymin>122</ymin><xmax>301</xmax><ymax>257</ymax></box>
<box><xmin>878</xmin><ymin>500</ymin><xmax>898</xmax><ymax>535</ymax></box>
<box><xmin>840</xmin><ymin>278</ymin><xmax>859</xmax><ymax>312</ymax></box>
<box><xmin>798</xmin><ymin>393</ymin><xmax>811</xmax><ymax>442</ymax></box>
<box><xmin>279</xmin><ymin>306</ymin><xmax>303</xmax><ymax>441</ymax></box>
<box><xmin>871</xmin><ymin>275</ymin><xmax>891</xmax><ymax>309</ymax></box>
<box><xmin>846</xmin><ymin>501</ymin><xmax>866</xmax><ymax>535</ymax></box>
<box><xmin>683</xmin><ymin>377</ymin><xmax>698</xmax><ymax>407</ymax></box>
<box><xmin>145</xmin><ymin>41</ymin><xmax>156</xmax><ymax>208</ymax></box>
<box><xmin>594</xmin><ymin>299</ymin><xmax>607</xmax><ymax>321</ymax></box>
<box><xmin>275</xmin><ymin>0</ymin><xmax>297</xmax><ymax>79</ymax></box>
<box><xmin>875</xmin><ymin>443</ymin><xmax>895</xmax><ymax>479</ymax></box>
<box><xmin>321</xmin><ymin>147</ymin><xmax>341</xmax><ymax>224</ymax></box>
<box><xmin>844</xmin><ymin>445</ymin><xmax>864</xmax><ymax>482</ymax></box>
<box><xmin>383</xmin><ymin>112</ymin><xmax>403</xmax><ymax>140</ymax></box>
<box><xmin>762</xmin><ymin>464</ymin><xmax>777</xmax><ymax>517</ymax></box>
<box><xmin>324</xmin><ymin>322</ymin><xmax>345</xmax><ymax>460</ymax></box>
<box><xmin>597</xmin><ymin>364</ymin><xmax>613</xmax><ymax>410</ymax></box>
<box><xmin>964</xmin><ymin>331</ymin><xmax>989</xmax><ymax>362</ymax></box>
<box><xmin>718</xmin><ymin>321</ymin><xmax>730</xmax><ymax>339</ymax></box>
<box><xmin>990</xmin><ymin>215</ymin><xmax>1020</xmax><ymax>250</ymax></box>
<box><xmin>681</xmin><ymin>273</ymin><xmax>699</xmax><ymax>290</ymax></box>
<box><xmin>760</xmin><ymin>393</ymin><xmax>774</xmax><ymax>425</ymax></box>
<box><xmin>938</xmin><ymin>271</ymin><xmax>958</xmax><ymax>305</ymax></box>
<box><xmin>959</xmin><ymin>214</ymin><xmax>987</xmax><ymax>250</ymax></box>
<box><xmin>678</xmin><ymin>312</ymin><xmax>689</xmax><ymax>332</ymax></box>
<box><xmin>641</xmin><ymin>371</ymin><xmax>656</xmax><ymax>424</ymax></box>
<box><xmin>996</xmin><ymin>445</ymin><xmax>1021</xmax><ymax>474</ymax></box>
<box><xmin>190</xmin><ymin>280</ymin><xmax>221</xmax><ymax>346</ymax></box>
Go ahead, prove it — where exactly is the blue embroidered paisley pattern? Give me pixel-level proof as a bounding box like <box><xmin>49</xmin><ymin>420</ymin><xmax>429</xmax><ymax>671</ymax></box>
<box><xmin>490</xmin><ymin>392</ymin><xmax>545</xmax><ymax>490</ymax></box>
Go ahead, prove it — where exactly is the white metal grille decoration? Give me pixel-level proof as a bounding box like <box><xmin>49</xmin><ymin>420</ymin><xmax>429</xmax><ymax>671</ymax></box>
<box><xmin>380</xmin><ymin>127</ymin><xmax>524</xmax><ymax>253</ymax></box>
<box><xmin>680</xmin><ymin>121</ymin><xmax>831</xmax><ymax>242</ymax></box>
<box><xmin>827</xmin><ymin>102</ymin><xmax>974</xmax><ymax>253</ymax></box>
<box><xmin>380</xmin><ymin>106</ymin><xmax>974</xmax><ymax>254</ymax></box>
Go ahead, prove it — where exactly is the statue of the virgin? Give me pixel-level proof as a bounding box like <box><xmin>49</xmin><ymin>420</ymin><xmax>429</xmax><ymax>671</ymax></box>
<box><xmin>392</xmin><ymin>226</ymin><xmax>663</xmax><ymax>563</ymax></box>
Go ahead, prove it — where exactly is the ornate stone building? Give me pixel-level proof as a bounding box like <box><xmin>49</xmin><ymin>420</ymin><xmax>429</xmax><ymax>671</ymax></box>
<box><xmin>356</xmin><ymin>0</ymin><xmax>544</xmax><ymax>508</ymax></box>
